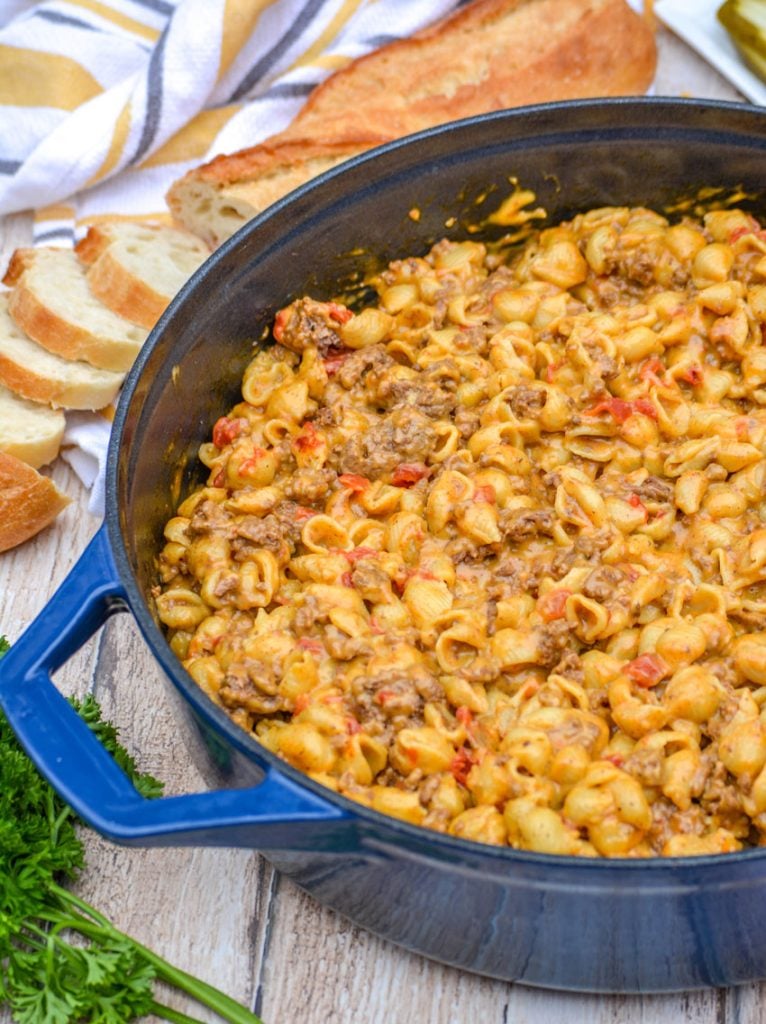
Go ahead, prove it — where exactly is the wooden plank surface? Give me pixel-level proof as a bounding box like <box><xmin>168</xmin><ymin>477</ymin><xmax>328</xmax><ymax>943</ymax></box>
<box><xmin>0</xmin><ymin>22</ymin><xmax>760</xmax><ymax>1024</ymax></box>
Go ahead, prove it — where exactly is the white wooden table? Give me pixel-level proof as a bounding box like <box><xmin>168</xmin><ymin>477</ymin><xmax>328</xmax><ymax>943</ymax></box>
<box><xmin>1</xmin><ymin>24</ymin><xmax>762</xmax><ymax>1024</ymax></box>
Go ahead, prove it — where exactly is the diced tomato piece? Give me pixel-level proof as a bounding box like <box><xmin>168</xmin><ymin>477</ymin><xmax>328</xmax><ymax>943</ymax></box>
<box><xmin>451</xmin><ymin>747</ymin><xmax>478</xmax><ymax>787</ymax></box>
<box><xmin>640</xmin><ymin>357</ymin><xmax>665</xmax><ymax>385</ymax></box>
<box><xmin>518</xmin><ymin>680</ymin><xmax>539</xmax><ymax>701</ymax></box>
<box><xmin>338</xmin><ymin>473</ymin><xmax>370</xmax><ymax>493</ymax></box>
<box><xmin>392</xmin><ymin>463</ymin><xmax>431</xmax><ymax>488</ymax></box>
<box><xmin>456</xmin><ymin>707</ymin><xmax>476</xmax><ymax>736</ymax></box>
<box><xmin>473</xmin><ymin>484</ymin><xmax>497</xmax><ymax>504</ymax></box>
<box><xmin>604</xmin><ymin>753</ymin><xmax>624</xmax><ymax>767</ymax></box>
<box><xmin>293</xmin><ymin>422</ymin><xmax>322</xmax><ymax>453</ymax></box>
<box><xmin>212</xmin><ymin>416</ymin><xmax>245</xmax><ymax>449</ymax></box>
<box><xmin>584</xmin><ymin>397</ymin><xmax>633</xmax><ymax>423</ymax></box>
<box><xmin>538</xmin><ymin>588</ymin><xmax>571</xmax><ymax>622</ymax></box>
<box><xmin>346</xmin><ymin>717</ymin><xmax>362</xmax><ymax>735</ymax></box>
<box><xmin>322</xmin><ymin>347</ymin><xmax>352</xmax><ymax>375</ymax></box>
<box><xmin>212</xmin><ymin>467</ymin><xmax>226</xmax><ymax>487</ymax></box>
<box><xmin>273</xmin><ymin>306</ymin><xmax>291</xmax><ymax>342</ymax></box>
<box><xmin>375</xmin><ymin>688</ymin><xmax>396</xmax><ymax>706</ymax></box>
<box><xmin>327</xmin><ymin>302</ymin><xmax>353</xmax><ymax>325</ymax></box>
<box><xmin>627</xmin><ymin>495</ymin><xmax>647</xmax><ymax>520</ymax></box>
<box><xmin>341</xmin><ymin>571</ymin><xmax>354</xmax><ymax>587</ymax></box>
<box><xmin>236</xmin><ymin>448</ymin><xmax>269</xmax><ymax>479</ymax></box>
<box><xmin>298</xmin><ymin>637</ymin><xmax>323</xmax><ymax>654</ymax></box>
<box><xmin>624</xmin><ymin>653</ymin><xmax>669</xmax><ymax>688</ymax></box>
<box><xmin>729</xmin><ymin>219</ymin><xmax>760</xmax><ymax>244</ymax></box>
<box><xmin>679</xmin><ymin>364</ymin><xmax>703</xmax><ymax>386</ymax></box>
<box><xmin>632</xmin><ymin>398</ymin><xmax>658</xmax><ymax>420</ymax></box>
<box><xmin>342</xmin><ymin>547</ymin><xmax>378</xmax><ymax>563</ymax></box>
<box><xmin>294</xmin><ymin>505</ymin><xmax>318</xmax><ymax>521</ymax></box>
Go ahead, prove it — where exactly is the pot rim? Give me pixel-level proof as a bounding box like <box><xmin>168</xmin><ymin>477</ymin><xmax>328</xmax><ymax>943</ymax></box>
<box><xmin>107</xmin><ymin>95</ymin><xmax>766</xmax><ymax>873</ymax></box>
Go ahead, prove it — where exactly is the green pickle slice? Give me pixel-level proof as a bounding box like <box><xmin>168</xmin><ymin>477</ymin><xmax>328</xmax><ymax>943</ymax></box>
<box><xmin>719</xmin><ymin>0</ymin><xmax>766</xmax><ymax>83</ymax></box>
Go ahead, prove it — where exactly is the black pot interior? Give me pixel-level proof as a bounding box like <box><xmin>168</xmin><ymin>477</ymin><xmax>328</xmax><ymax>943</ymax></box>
<box><xmin>112</xmin><ymin>96</ymin><xmax>766</xmax><ymax>660</ymax></box>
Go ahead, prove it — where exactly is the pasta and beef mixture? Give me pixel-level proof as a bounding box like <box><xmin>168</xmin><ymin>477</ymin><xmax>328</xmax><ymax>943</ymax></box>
<box><xmin>156</xmin><ymin>203</ymin><xmax>766</xmax><ymax>858</ymax></box>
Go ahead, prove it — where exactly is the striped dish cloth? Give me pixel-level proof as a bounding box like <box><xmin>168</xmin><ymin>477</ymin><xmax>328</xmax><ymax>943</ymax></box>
<box><xmin>0</xmin><ymin>0</ymin><xmax>646</xmax><ymax>512</ymax></box>
<box><xmin>0</xmin><ymin>0</ymin><xmax>465</xmax><ymax>244</ymax></box>
<box><xmin>0</xmin><ymin>0</ymin><xmax>464</xmax><ymax>511</ymax></box>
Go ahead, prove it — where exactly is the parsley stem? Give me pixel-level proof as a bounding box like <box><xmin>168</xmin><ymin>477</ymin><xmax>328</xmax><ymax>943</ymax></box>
<box><xmin>151</xmin><ymin>1000</ymin><xmax>212</xmax><ymax>1024</ymax></box>
<box><xmin>47</xmin><ymin>883</ymin><xmax>263</xmax><ymax>1024</ymax></box>
<box><xmin>49</xmin><ymin>882</ymin><xmax>114</xmax><ymax>930</ymax></box>
<box><xmin>128</xmin><ymin>943</ymin><xmax>263</xmax><ymax>1024</ymax></box>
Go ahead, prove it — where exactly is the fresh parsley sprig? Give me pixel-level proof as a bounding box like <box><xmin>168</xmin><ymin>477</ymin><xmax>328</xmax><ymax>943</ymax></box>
<box><xmin>0</xmin><ymin>636</ymin><xmax>263</xmax><ymax>1024</ymax></box>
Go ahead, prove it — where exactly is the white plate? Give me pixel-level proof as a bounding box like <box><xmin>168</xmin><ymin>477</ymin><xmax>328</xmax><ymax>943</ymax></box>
<box><xmin>655</xmin><ymin>0</ymin><xmax>766</xmax><ymax>104</ymax></box>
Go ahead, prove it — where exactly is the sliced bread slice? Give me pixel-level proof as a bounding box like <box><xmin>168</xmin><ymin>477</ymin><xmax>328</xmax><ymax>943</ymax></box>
<box><xmin>3</xmin><ymin>248</ymin><xmax>147</xmax><ymax>372</ymax></box>
<box><xmin>0</xmin><ymin>382</ymin><xmax>65</xmax><ymax>468</ymax></box>
<box><xmin>75</xmin><ymin>222</ymin><xmax>210</xmax><ymax>329</ymax></box>
<box><xmin>0</xmin><ymin>450</ymin><xmax>70</xmax><ymax>553</ymax></box>
<box><xmin>0</xmin><ymin>294</ymin><xmax>123</xmax><ymax>411</ymax></box>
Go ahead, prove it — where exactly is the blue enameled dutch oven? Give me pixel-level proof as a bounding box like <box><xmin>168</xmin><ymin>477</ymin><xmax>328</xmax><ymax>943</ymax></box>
<box><xmin>3</xmin><ymin>98</ymin><xmax>766</xmax><ymax>994</ymax></box>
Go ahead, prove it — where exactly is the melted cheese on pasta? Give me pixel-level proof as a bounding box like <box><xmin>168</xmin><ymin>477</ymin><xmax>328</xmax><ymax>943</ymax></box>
<box><xmin>156</xmin><ymin>205</ymin><xmax>766</xmax><ymax>858</ymax></box>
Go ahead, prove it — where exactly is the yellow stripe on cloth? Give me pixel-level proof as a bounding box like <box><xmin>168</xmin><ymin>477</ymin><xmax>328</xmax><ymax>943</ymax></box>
<box><xmin>0</xmin><ymin>45</ymin><xmax>102</xmax><ymax>110</ymax></box>
<box><xmin>64</xmin><ymin>0</ymin><xmax>160</xmax><ymax>41</ymax></box>
<box><xmin>218</xmin><ymin>0</ymin><xmax>278</xmax><ymax>83</ymax></box>
<box><xmin>288</xmin><ymin>0</ymin><xmax>366</xmax><ymax>72</ymax></box>
<box><xmin>311</xmin><ymin>53</ymin><xmax>354</xmax><ymax>71</ymax></box>
<box><xmin>85</xmin><ymin>99</ymin><xmax>132</xmax><ymax>187</ymax></box>
<box><xmin>139</xmin><ymin>105</ymin><xmax>241</xmax><ymax>168</ymax></box>
<box><xmin>35</xmin><ymin>203</ymin><xmax>76</xmax><ymax>223</ymax></box>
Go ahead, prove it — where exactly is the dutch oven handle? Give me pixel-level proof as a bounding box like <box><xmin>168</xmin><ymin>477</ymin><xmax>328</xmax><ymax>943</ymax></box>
<box><xmin>0</xmin><ymin>526</ymin><xmax>357</xmax><ymax>851</ymax></box>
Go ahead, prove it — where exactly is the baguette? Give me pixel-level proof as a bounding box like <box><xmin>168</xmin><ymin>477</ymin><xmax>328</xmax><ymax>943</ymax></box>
<box><xmin>0</xmin><ymin>294</ymin><xmax>124</xmax><ymax>411</ymax></box>
<box><xmin>0</xmin><ymin>382</ymin><xmax>65</xmax><ymax>468</ymax></box>
<box><xmin>75</xmin><ymin>222</ymin><xmax>210</xmax><ymax>329</ymax></box>
<box><xmin>167</xmin><ymin>0</ymin><xmax>656</xmax><ymax>248</ymax></box>
<box><xmin>3</xmin><ymin>248</ymin><xmax>147</xmax><ymax>372</ymax></box>
<box><xmin>287</xmin><ymin>0</ymin><xmax>656</xmax><ymax>139</ymax></box>
<box><xmin>0</xmin><ymin>450</ymin><xmax>70</xmax><ymax>553</ymax></box>
<box><xmin>168</xmin><ymin>134</ymin><xmax>388</xmax><ymax>250</ymax></box>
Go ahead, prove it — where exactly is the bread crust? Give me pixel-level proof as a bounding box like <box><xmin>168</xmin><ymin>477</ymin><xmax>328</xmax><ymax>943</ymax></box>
<box><xmin>167</xmin><ymin>136</ymin><xmax>385</xmax><ymax>248</ymax></box>
<box><xmin>0</xmin><ymin>347</ymin><xmax>122</xmax><ymax>410</ymax></box>
<box><xmin>6</xmin><ymin>278</ymin><xmax>104</xmax><ymax>368</ymax></box>
<box><xmin>3</xmin><ymin>249</ymin><xmax>144</xmax><ymax>372</ymax></box>
<box><xmin>0</xmin><ymin>388</ymin><xmax>65</xmax><ymax>469</ymax></box>
<box><xmin>85</xmin><ymin>251</ymin><xmax>165</xmax><ymax>330</ymax></box>
<box><xmin>0</xmin><ymin>427</ymin><xmax>63</xmax><ymax>470</ymax></box>
<box><xmin>74</xmin><ymin>224</ymin><xmax>210</xmax><ymax>330</ymax></box>
<box><xmin>74</xmin><ymin>225</ymin><xmax>117</xmax><ymax>265</ymax></box>
<box><xmin>286</xmin><ymin>0</ymin><xmax>656</xmax><ymax>139</ymax></box>
<box><xmin>0</xmin><ymin>450</ymin><xmax>70</xmax><ymax>553</ymax></box>
<box><xmin>167</xmin><ymin>0</ymin><xmax>655</xmax><ymax>246</ymax></box>
<box><xmin>184</xmin><ymin>133</ymin><xmax>390</xmax><ymax>189</ymax></box>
